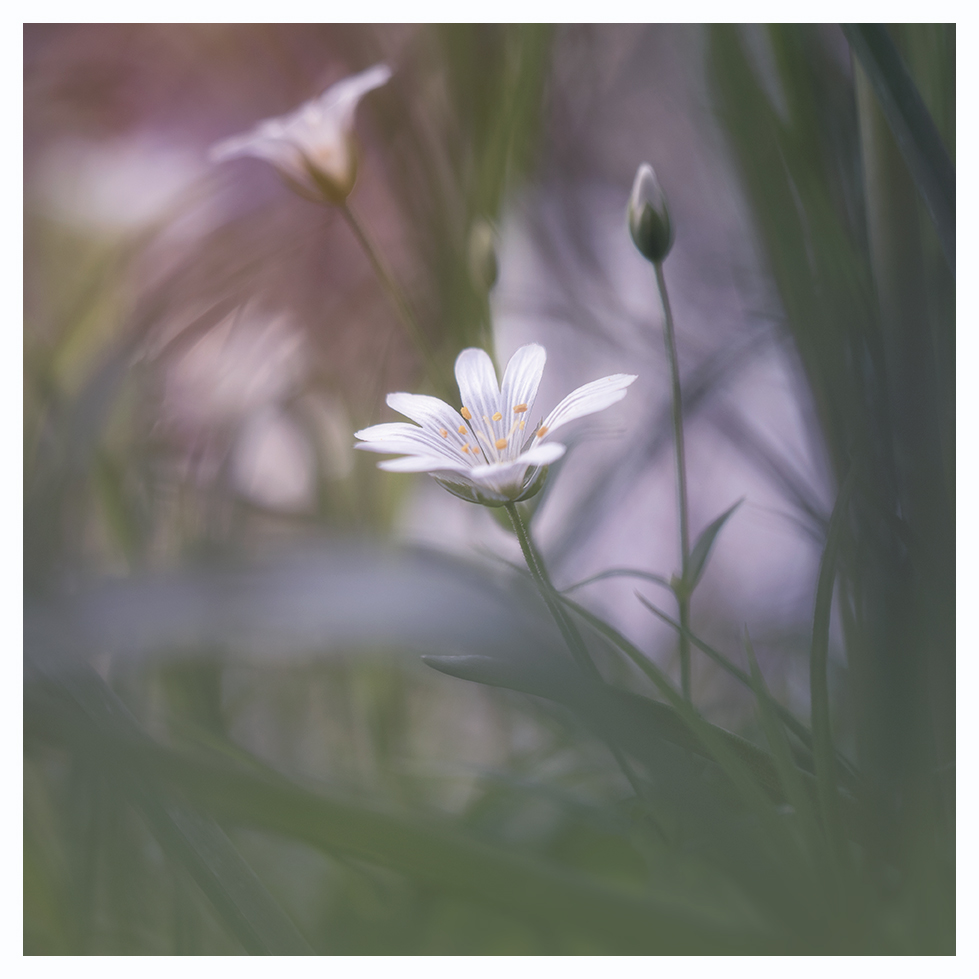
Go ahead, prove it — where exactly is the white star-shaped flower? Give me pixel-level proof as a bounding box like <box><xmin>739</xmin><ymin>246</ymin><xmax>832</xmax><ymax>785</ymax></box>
<box><xmin>209</xmin><ymin>64</ymin><xmax>392</xmax><ymax>204</ymax></box>
<box><xmin>355</xmin><ymin>344</ymin><xmax>637</xmax><ymax>506</ymax></box>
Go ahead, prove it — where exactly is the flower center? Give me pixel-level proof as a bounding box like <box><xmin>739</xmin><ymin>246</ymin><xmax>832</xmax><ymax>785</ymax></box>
<box><xmin>457</xmin><ymin>403</ymin><xmax>530</xmax><ymax>464</ymax></box>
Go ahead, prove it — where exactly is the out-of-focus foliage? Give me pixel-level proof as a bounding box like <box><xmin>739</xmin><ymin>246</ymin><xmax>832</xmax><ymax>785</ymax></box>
<box><xmin>25</xmin><ymin>25</ymin><xmax>953</xmax><ymax>954</ymax></box>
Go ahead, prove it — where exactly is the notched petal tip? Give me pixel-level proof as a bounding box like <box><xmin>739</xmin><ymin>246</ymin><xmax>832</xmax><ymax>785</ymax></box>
<box><xmin>538</xmin><ymin>373</ymin><xmax>638</xmax><ymax>440</ymax></box>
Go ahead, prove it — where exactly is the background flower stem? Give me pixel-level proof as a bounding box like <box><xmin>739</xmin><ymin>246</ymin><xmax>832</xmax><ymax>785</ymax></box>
<box><xmin>654</xmin><ymin>261</ymin><xmax>693</xmax><ymax>701</ymax></box>
<box><xmin>339</xmin><ymin>201</ymin><xmax>452</xmax><ymax>399</ymax></box>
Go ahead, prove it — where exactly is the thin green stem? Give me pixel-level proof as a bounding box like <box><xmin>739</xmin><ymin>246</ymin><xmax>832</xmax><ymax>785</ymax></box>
<box><xmin>504</xmin><ymin>503</ymin><xmax>597</xmax><ymax>680</ymax></box>
<box><xmin>503</xmin><ymin>503</ymin><xmax>654</xmax><ymax>804</ymax></box>
<box><xmin>654</xmin><ymin>261</ymin><xmax>692</xmax><ymax>700</ymax></box>
<box><xmin>339</xmin><ymin>202</ymin><xmax>451</xmax><ymax>399</ymax></box>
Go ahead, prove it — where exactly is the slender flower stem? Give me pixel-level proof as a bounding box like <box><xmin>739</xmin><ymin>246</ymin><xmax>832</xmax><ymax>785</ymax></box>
<box><xmin>654</xmin><ymin>261</ymin><xmax>692</xmax><ymax>701</ymax></box>
<box><xmin>504</xmin><ymin>503</ymin><xmax>599</xmax><ymax>680</ymax></box>
<box><xmin>339</xmin><ymin>202</ymin><xmax>452</xmax><ymax>399</ymax></box>
<box><xmin>504</xmin><ymin>502</ymin><xmax>654</xmax><ymax>805</ymax></box>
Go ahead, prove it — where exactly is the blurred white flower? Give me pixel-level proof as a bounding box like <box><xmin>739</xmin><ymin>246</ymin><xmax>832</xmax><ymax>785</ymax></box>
<box><xmin>232</xmin><ymin>405</ymin><xmax>316</xmax><ymax>512</ymax></box>
<box><xmin>34</xmin><ymin>136</ymin><xmax>209</xmax><ymax>233</ymax></box>
<box><xmin>356</xmin><ymin>344</ymin><xmax>637</xmax><ymax>506</ymax></box>
<box><xmin>209</xmin><ymin>63</ymin><xmax>392</xmax><ymax>204</ymax></box>
<box><xmin>165</xmin><ymin>311</ymin><xmax>306</xmax><ymax>434</ymax></box>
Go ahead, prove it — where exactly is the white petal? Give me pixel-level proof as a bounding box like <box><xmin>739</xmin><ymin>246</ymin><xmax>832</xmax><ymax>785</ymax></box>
<box><xmin>209</xmin><ymin>132</ymin><xmax>256</xmax><ymax>163</ymax></box>
<box><xmin>539</xmin><ymin>374</ymin><xmax>637</xmax><ymax>438</ymax></box>
<box><xmin>209</xmin><ymin>126</ymin><xmax>317</xmax><ymax>191</ymax></box>
<box><xmin>316</xmin><ymin>64</ymin><xmax>392</xmax><ymax>134</ymax></box>
<box><xmin>353</xmin><ymin>422</ymin><xmax>420</xmax><ymax>442</ymax></box>
<box><xmin>467</xmin><ymin>460</ymin><xmax>531</xmax><ymax>493</ymax></box>
<box><xmin>500</xmin><ymin>343</ymin><xmax>546</xmax><ymax>421</ymax></box>
<box><xmin>377</xmin><ymin>455</ymin><xmax>472</xmax><ymax>474</ymax></box>
<box><xmin>353</xmin><ymin>438</ymin><xmax>436</xmax><ymax>456</ymax></box>
<box><xmin>467</xmin><ymin>441</ymin><xmax>563</xmax><ymax>491</ymax></box>
<box><xmin>386</xmin><ymin>392</ymin><xmax>463</xmax><ymax>432</ymax></box>
<box><xmin>512</xmin><ymin>442</ymin><xmax>566</xmax><ymax>467</ymax></box>
<box><xmin>454</xmin><ymin>347</ymin><xmax>500</xmax><ymax>425</ymax></box>
<box><xmin>355</xmin><ymin>429</ymin><xmax>467</xmax><ymax>466</ymax></box>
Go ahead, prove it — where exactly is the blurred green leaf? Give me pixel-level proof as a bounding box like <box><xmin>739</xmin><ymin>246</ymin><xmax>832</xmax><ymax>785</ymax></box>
<box><xmin>27</xmin><ymin>665</ymin><xmax>312</xmax><ymax>954</ymax></box>
<box><xmin>843</xmin><ymin>24</ymin><xmax>955</xmax><ymax>270</ymax></box>
<box><xmin>743</xmin><ymin>631</ymin><xmax>826</xmax><ymax>879</ymax></box>
<box><xmin>564</xmin><ymin>567</ymin><xmax>673</xmax><ymax>595</ymax></box>
<box><xmin>26</xmin><ymin>665</ymin><xmax>773</xmax><ymax>954</ymax></box>
<box><xmin>808</xmin><ymin>471</ymin><xmax>854</xmax><ymax>881</ymax></box>
<box><xmin>681</xmin><ymin>498</ymin><xmax>743</xmax><ymax>596</ymax></box>
<box><xmin>629</xmin><ymin>594</ymin><xmax>816</xmax><ymax>763</ymax></box>
<box><xmin>551</xmin><ymin>599</ymin><xmax>825</xmax><ymax>939</ymax></box>
<box><xmin>25</xmin><ymin>543</ymin><xmax>562</xmax><ymax>670</ymax></box>
<box><xmin>135</xmin><ymin>797</ymin><xmax>313</xmax><ymax>955</ymax></box>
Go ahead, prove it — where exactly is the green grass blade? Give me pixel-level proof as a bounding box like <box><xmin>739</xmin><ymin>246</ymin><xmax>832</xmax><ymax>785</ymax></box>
<box><xmin>630</xmin><ymin>593</ymin><xmax>816</xmax><ymax>757</ymax></box>
<box><xmin>425</xmin><ymin>651</ymin><xmax>781</xmax><ymax>801</ymax></box>
<box><xmin>563</xmin><ymin>568</ymin><xmax>674</xmax><ymax>594</ymax></box>
<box><xmin>26</xmin><ymin>666</ymin><xmax>313</xmax><ymax>955</ymax></box>
<box><xmin>684</xmin><ymin>499</ymin><xmax>744</xmax><ymax>594</ymax></box>
<box><xmin>632</xmin><ymin>594</ymin><xmax>862</xmax><ymax>798</ymax></box>
<box><xmin>809</xmin><ymin>473</ymin><xmax>855</xmax><ymax>878</ymax></box>
<box><xmin>743</xmin><ymin>630</ymin><xmax>826</xmax><ymax>872</ymax></box>
<box><xmin>134</xmin><ymin>794</ymin><xmax>313</xmax><ymax>955</ymax></box>
<box><xmin>843</xmin><ymin>24</ymin><xmax>955</xmax><ymax>270</ymax></box>
<box><xmin>562</xmin><ymin>603</ymin><xmax>816</xmax><ymax>903</ymax></box>
<box><xmin>25</xmin><ymin>666</ymin><xmax>776</xmax><ymax>954</ymax></box>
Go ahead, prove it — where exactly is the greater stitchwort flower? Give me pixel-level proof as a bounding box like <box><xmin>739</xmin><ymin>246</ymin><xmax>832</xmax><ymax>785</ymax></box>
<box><xmin>355</xmin><ymin>344</ymin><xmax>637</xmax><ymax>506</ymax></box>
<box><xmin>210</xmin><ymin>64</ymin><xmax>392</xmax><ymax>205</ymax></box>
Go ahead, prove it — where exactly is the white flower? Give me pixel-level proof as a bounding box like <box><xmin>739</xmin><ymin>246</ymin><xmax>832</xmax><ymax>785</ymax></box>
<box><xmin>209</xmin><ymin>64</ymin><xmax>392</xmax><ymax>204</ymax></box>
<box><xmin>355</xmin><ymin>344</ymin><xmax>637</xmax><ymax>506</ymax></box>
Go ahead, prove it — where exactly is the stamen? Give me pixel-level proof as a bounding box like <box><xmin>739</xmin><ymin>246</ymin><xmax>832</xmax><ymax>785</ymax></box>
<box><xmin>461</xmin><ymin>407</ymin><xmax>472</xmax><ymax>420</ymax></box>
<box><xmin>461</xmin><ymin>444</ymin><xmax>470</xmax><ymax>454</ymax></box>
<box><xmin>472</xmin><ymin>446</ymin><xmax>480</xmax><ymax>454</ymax></box>
<box><xmin>492</xmin><ymin>411</ymin><xmax>503</xmax><ymax>421</ymax></box>
<box><xmin>458</xmin><ymin>425</ymin><xmax>467</xmax><ymax>434</ymax></box>
<box><xmin>537</xmin><ymin>426</ymin><xmax>549</xmax><ymax>438</ymax></box>
<box><xmin>439</xmin><ymin>429</ymin><xmax>448</xmax><ymax>438</ymax></box>
<box><xmin>519</xmin><ymin>421</ymin><xmax>526</xmax><ymax>430</ymax></box>
<box><xmin>495</xmin><ymin>438</ymin><xmax>508</xmax><ymax>450</ymax></box>
<box><xmin>476</xmin><ymin>430</ymin><xmax>502</xmax><ymax>461</ymax></box>
<box><xmin>513</xmin><ymin>404</ymin><xmax>528</xmax><ymax>413</ymax></box>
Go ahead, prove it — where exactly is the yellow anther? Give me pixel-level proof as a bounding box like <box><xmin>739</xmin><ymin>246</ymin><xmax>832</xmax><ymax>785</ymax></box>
<box><xmin>495</xmin><ymin>438</ymin><xmax>508</xmax><ymax>450</ymax></box>
<box><xmin>439</xmin><ymin>428</ymin><xmax>448</xmax><ymax>438</ymax></box>
<box><xmin>537</xmin><ymin>426</ymin><xmax>549</xmax><ymax>438</ymax></box>
<box><xmin>513</xmin><ymin>404</ymin><xmax>528</xmax><ymax>413</ymax></box>
<box><xmin>461</xmin><ymin>407</ymin><xmax>472</xmax><ymax>420</ymax></box>
<box><xmin>472</xmin><ymin>446</ymin><xmax>480</xmax><ymax>454</ymax></box>
<box><xmin>519</xmin><ymin>420</ymin><xmax>526</xmax><ymax>430</ymax></box>
<box><xmin>492</xmin><ymin>411</ymin><xmax>503</xmax><ymax>421</ymax></box>
<box><xmin>461</xmin><ymin>443</ymin><xmax>470</xmax><ymax>453</ymax></box>
<box><xmin>458</xmin><ymin>425</ymin><xmax>467</xmax><ymax>434</ymax></box>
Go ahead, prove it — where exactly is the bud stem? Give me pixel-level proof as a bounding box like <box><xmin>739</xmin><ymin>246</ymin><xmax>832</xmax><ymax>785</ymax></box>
<box><xmin>339</xmin><ymin>202</ymin><xmax>453</xmax><ymax>399</ymax></box>
<box><xmin>654</xmin><ymin>261</ymin><xmax>692</xmax><ymax>702</ymax></box>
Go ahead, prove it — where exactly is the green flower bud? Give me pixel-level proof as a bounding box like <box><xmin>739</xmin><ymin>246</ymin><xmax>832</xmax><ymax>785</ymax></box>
<box><xmin>467</xmin><ymin>218</ymin><xmax>499</xmax><ymax>293</ymax></box>
<box><xmin>628</xmin><ymin>163</ymin><xmax>674</xmax><ymax>263</ymax></box>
